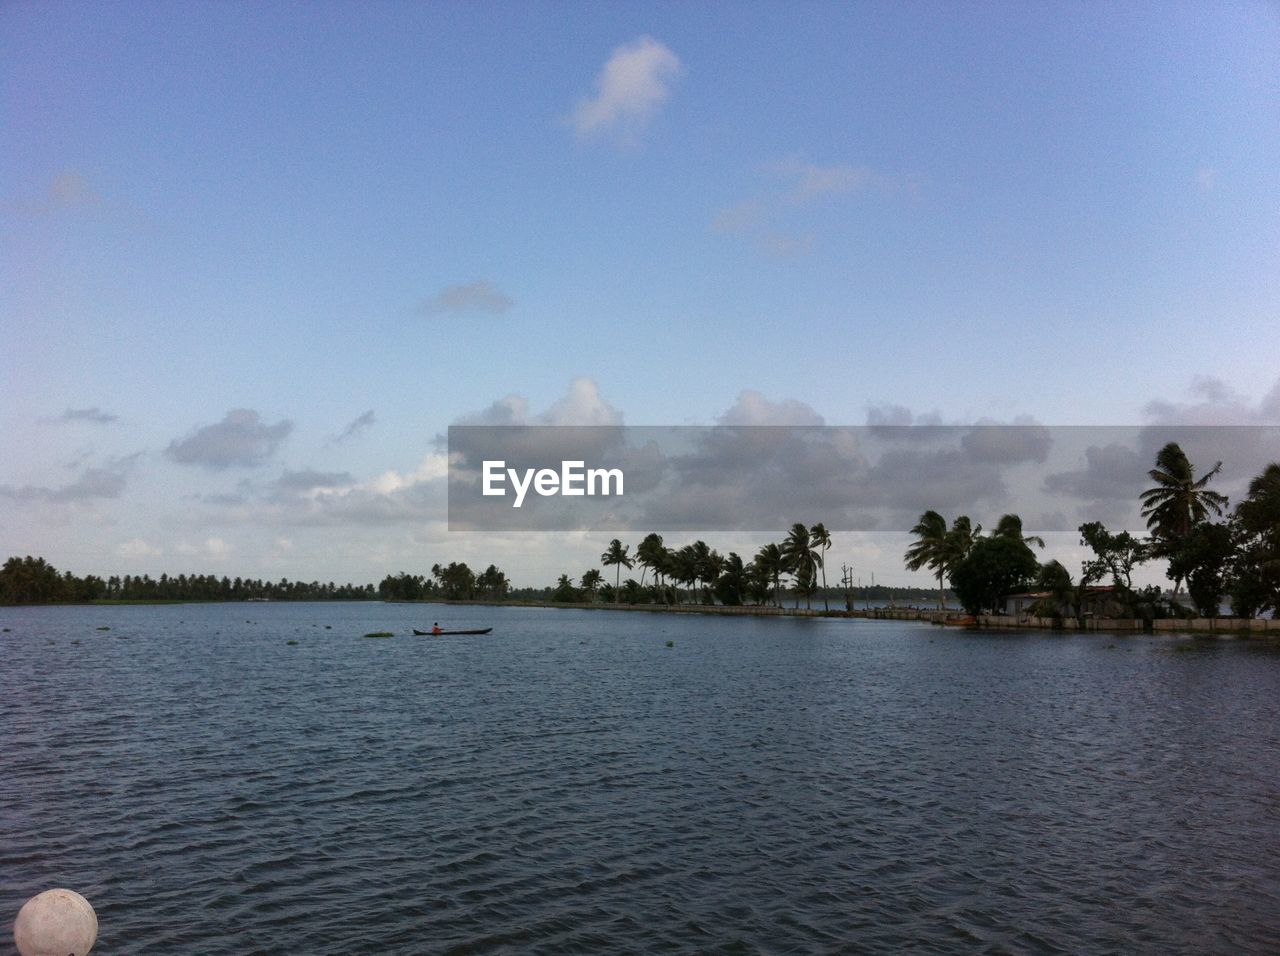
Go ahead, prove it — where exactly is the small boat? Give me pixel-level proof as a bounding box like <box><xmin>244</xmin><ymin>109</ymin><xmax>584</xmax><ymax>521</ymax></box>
<box><xmin>412</xmin><ymin>627</ymin><xmax>493</xmax><ymax>636</ymax></box>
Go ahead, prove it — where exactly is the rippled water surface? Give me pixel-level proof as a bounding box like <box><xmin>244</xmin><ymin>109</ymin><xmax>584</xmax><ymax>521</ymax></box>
<box><xmin>3</xmin><ymin>603</ymin><xmax>1280</xmax><ymax>953</ymax></box>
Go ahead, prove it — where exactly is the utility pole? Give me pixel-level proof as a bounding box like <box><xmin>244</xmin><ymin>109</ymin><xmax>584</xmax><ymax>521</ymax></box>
<box><xmin>840</xmin><ymin>563</ymin><xmax>854</xmax><ymax>612</ymax></box>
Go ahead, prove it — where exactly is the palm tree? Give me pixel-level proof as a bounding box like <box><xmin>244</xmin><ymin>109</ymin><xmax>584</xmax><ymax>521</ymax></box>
<box><xmin>1140</xmin><ymin>441</ymin><xmax>1228</xmax><ymax>593</ymax></box>
<box><xmin>810</xmin><ymin>523</ymin><xmax>832</xmax><ymax>611</ymax></box>
<box><xmin>993</xmin><ymin>513</ymin><xmax>1045</xmax><ymax>549</ymax></box>
<box><xmin>943</xmin><ymin>515</ymin><xmax>981</xmax><ymax>574</ymax></box>
<box><xmin>636</xmin><ymin>533</ymin><xmax>665</xmax><ymax>588</ymax></box>
<box><xmin>580</xmin><ymin>568</ymin><xmax>603</xmax><ymax>602</ymax></box>
<box><xmin>690</xmin><ymin>540</ymin><xmax>714</xmax><ymax>602</ymax></box>
<box><xmin>754</xmin><ymin>542</ymin><xmax>785</xmax><ymax>606</ymax></box>
<box><xmin>781</xmin><ymin>522</ymin><xmax>822</xmax><ymax>608</ymax></box>
<box><xmin>904</xmin><ymin>510</ymin><xmax>949</xmax><ymax>609</ymax></box>
<box><xmin>716</xmin><ymin>552</ymin><xmax>748</xmax><ymax>605</ymax></box>
<box><xmin>1237</xmin><ymin>462</ymin><xmax>1280</xmax><ymax>541</ymax></box>
<box><xmin>674</xmin><ymin>544</ymin><xmax>702</xmax><ymax>603</ymax></box>
<box><xmin>601</xmin><ymin>539</ymin><xmax>634</xmax><ymax>602</ymax></box>
<box><xmin>1035</xmin><ymin>559</ymin><xmax>1078</xmax><ymax>620</ymax></box>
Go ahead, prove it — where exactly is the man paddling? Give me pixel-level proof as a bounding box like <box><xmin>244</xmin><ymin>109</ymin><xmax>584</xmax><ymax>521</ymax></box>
<box><xmin>431</xmin><ymin>622</ymin><xmax>442</xmax><ymax>635</ymax></box>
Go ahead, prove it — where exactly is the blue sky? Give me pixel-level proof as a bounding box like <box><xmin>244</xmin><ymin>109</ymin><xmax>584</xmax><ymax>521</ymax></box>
<box><xmin>2</xmin><ymin>1</ymin><xmax>1277</xmax><ymax>587</ymax></box>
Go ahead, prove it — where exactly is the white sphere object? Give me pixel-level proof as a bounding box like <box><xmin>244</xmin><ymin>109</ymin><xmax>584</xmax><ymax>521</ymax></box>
<box><xmin>13</xmin><ymin>888</ymin><xmax>97</xmax><ymax>956</ymax></box>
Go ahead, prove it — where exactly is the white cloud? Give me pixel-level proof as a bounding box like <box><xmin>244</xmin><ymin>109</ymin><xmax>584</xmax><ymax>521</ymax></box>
<box><xmin>204</xmin><ymin>537</ymin><xmax>233</xmax><ymax>556</ymax></box>
<box><xmin>711</xmin><ymin>156</ymin><xmax>897</xmax><ymax>257</ymax></box>
<box><xmin>717</xmin><ymin>390</ymin><xmax>825</xmax><ymax>426</ymax></box>
<box><xmin>117</xmin><ymin>538</ymin><xmax>162</xmax><ymax>558</ymax></box>
<box><xmin>456</xmin><ymin>378</ymin><xmax>623</xmax><ymax>427</ymax></box>
<box><xmin>542</xmin><ymin>378</ymin><xmax>624</xmax><ymax>426</ymax></box>
<box><xmin>771</xmin><ymin>158</ymin><xmax>881</xmax><ymax>203</ymax></box>
<box><xmin>567</xmin><ymin>36</ymin><xmax>683</xmax><ymax>143</ymax></box>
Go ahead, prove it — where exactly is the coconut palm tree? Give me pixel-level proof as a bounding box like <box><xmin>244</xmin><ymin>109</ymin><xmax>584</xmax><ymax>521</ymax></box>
<box><xmin>690</xmin><ymin>540</ymin><xmax>714</xmax><ymax>602</ymax></box>
<box><xmin>715</xmin><ymin>552</ymin><xmax>748</xmax><ymax>606</ymax></box>
<box><xmin>904</xmin><ymin>510</ymin><xmax>950</xmax><ymax>609</ymax></box>
<box><xmin>754</xmin><ymin>542</ymin><xmax>785</xmax><ymax>606</ymax></box>
<box><xmin>943</xmin><ymin>515</ymin><xmax>981</xmax><ymax>571</ymax></box>
<box><xmin>811</xmin><ymin>523</ymin><xmax>832</xmax><ymax>611</ymax></box>
<box><xmin>1237</xmin><ymin>462</ymin><xmax>1280</xmax><ymax>542</ymax></box>
<box><xmin>993</xmin><ymin>513</ymin><xmax>1045</xmax><ymax>549</ymax></box>
<box><xmin>636</xmin><ymin>533</ymin><xmax>665</xmax><ymax>588</ymax></box>
<box><xmin>781</xmin><ymin>522</ymin><xmax>821</xmax><ymax>609</ymax></box>
<box><xmin>601</xmin><ymin>539</ymin><xmax>633</xmax><ymax>602</ymax></box>
<box><xmin>580</xmin><ymin>568</ymin><xmax>603</xmax><ymax>602</ymax></box>
<box><xmin>1140</xmin><ymin>441</ymin><xmax>1228</xmax><ymax>593</ymax></box>
<box><xmin>673</xmin><ymin>544</ymin><xmax>700</xmax><ymax>604</ymax></box>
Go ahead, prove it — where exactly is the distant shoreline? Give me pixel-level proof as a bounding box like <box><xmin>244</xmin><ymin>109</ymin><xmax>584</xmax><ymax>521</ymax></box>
<box><xmin>3</xmin><ymin>596</ymin><xmax>1275</xmax><ymax>636</ymax></box>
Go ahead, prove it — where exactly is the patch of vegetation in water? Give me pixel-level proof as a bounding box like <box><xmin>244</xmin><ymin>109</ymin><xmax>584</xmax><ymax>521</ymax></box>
<box><xmin>286</xmin><ymin>639</ymin><xmax>299</xmax><ymax>645</ymax></box>
<box><xmin>363</xmin><ymin>631</ymin><xmax>394</xmax><ymax>638</ymax></box>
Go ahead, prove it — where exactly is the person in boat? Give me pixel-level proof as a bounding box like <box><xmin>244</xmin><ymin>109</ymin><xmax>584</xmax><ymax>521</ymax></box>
<box><xmin>431</xmin><ymin>622</ymin><xmax>442</xmax><ymax>635</ymax></box>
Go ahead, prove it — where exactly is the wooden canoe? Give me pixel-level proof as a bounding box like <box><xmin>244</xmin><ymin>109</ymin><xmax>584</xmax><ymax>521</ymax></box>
<box><xmin>412</xmin><ymin>627</ymin><xmax>493</xmax><ymax>636</ymax></box>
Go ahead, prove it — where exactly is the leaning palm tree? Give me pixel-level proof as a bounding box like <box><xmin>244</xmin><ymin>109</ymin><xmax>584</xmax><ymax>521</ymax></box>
<box><xmin>600</xmin><ymin>539</ymin><xmax>634</xmax><ymax>603</ymax></box>
<box><xmin>781</xmin><ymin>522</ymin><xmax>821</xmax><ymax>609</ymax></box>
<box><xmin>754</xmin><ymin>542</ymin><xmax>785</xmax><ymax>606</ymax></box>
<box><xmin>904</xmin><ymin>510</ymin><xmax>950</xmax><ymax>609</ymax></box>
<box><xmin>1140</xmin><ymin>441</ymin><xmax>1228</xmax><ymax>593</ymax></box>
<box><xmin>811</xmin><ymin>523</ymin><xmax>832</xmax><ymax>611</ymax></box>
<box><xmin>636</xmin><ymin>533</ymin><xmax>665</xmax><ymax>588</ymax></box>
<box><xmin>1236</xmin><ymin>462</ymin><xmax>1280</xmax><ymax>544</ymax></box>
<box><xmin>993</xmin><ymin>513</ymin><xmax>1046</xmax><ymax>549</ymax></box>
<box><xmin>943</xmin><ymin>515</ymin><xmax>981</xmax><ymax>572</ymax></box>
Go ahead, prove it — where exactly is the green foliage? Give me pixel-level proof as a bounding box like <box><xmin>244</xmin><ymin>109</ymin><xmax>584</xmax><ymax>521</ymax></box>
<box><xmin>431</xmin><ymin>562</ymin><xmax>477</xmax><ymax>600</ymax></box>
<box><xmin>781</xmin><ymin>522</ymin><xmax>821</xmax><ymax>609</ymax></box>
<box><xmin>1231</xmin><ymin>462</ymin><xmax>1280</xmax><ymax>617</ymax></box>
<box><xmin>551</xmin><ymin>573</ymin><xmax>581</xmax><ymax>603</ymax></box>
<box><xmin>1178</xmin><ymin>522</ymin><xmax>1235</xmax><ymax>617</ymax></box>
<box><xmin>1033</xmin><ymin>560</ymin><xmax>1077</xmax><ymax>619</ymax></box>
<box><xmin>600</xmin><ymin>539</ymin><xmax>633</xmax><ymax>601</ymax></box>
<box><xmin>949</xmin><ymin>536</ymin><xmax>1039</xmax><ymax>615</ymax></box>
<box><xmin>1140</xmin><ymin>442</ymin><xmax>1228</xmax><ymax>593</ymax></box>
<box><xmin>1079</xmin><ymin>521</ymin><xmax>1148</xmax><ymax>591</ymax></box>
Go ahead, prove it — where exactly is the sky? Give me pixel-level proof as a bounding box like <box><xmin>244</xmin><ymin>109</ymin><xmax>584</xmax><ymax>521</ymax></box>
<box><xmin>2</xmin><ymin>1</ymin><xmax>1278</xmax><ymax>589</ymax></box>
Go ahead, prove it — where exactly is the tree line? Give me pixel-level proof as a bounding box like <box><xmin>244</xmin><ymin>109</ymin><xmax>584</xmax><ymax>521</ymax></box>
<box><xmin>903</xmin><ymin>444</ymin><xmax>1280</xmax><ymax>619</ymax></box>
<box><xmin>546</xmin><ymin>523</ymin><xmax>838</xmax><ymax>609</ymax></box>
<box><xmin>0</xmin><ymin>556</ymin><xmax>377</xmax><ymax>605</ymax></box>
<box><xmin>377</xmin><ymin>562</ymin><xmax>511</xmax><ymax>601</ymax></box>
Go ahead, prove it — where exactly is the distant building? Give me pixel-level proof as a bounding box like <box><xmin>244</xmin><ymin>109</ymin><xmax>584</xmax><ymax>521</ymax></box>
<box><xmin>1001</xmin><ymin>585</ymin><xmax>1118</xmax><ymax>618</ymax></box>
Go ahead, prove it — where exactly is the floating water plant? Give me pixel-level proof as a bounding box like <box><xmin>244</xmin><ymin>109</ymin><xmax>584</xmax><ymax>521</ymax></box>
<box><xmin>666</xmin><ymin>640</ymin><xmax>674</xmax><ymax>648</ymax></box>
<box><xmin>363</xmin><ymin>631</ymin><xmax>394</xmax><ymax>638</ymax></box>
<box><xmin>96</xmin><ymin>626</ymin><xmax>110</xmax><ymax>631</ymax></box>
<box><xmin>286</xmin><ymin>639</ymin><xmax>299</xmax><ymax>646</ymax></box>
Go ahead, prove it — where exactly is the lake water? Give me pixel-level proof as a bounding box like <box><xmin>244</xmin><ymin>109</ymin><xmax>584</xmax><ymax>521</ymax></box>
<box><xmin>3</xmin><ymin>602</ymin><xmax>1279</xmax><ymax>953</ymax></box>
